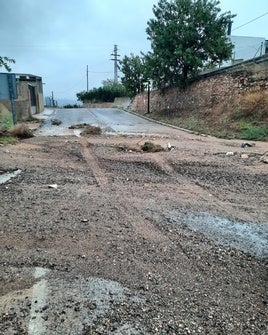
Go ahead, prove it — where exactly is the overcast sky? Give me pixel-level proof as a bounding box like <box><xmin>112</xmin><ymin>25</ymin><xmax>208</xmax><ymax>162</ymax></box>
<box><xmin>1</xmin><ymin>0</ymin><xmax>267</xmax><ymax>104</ymax></box>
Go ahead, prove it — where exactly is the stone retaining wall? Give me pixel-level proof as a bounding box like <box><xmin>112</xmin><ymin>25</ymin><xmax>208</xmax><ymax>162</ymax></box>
<box><xmin>130</xmin><ymin>58</ymin><xmax>268</xmax><ymax>117</ymax></box>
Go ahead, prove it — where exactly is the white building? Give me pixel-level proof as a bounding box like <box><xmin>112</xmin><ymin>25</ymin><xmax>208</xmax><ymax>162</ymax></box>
<box><xmin>226</xmin><ymin>35</ymin><xmax>266</xmax><ymax>65</ymax></box>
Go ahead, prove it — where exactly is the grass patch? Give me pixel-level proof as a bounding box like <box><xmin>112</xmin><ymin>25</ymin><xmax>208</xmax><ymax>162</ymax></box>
<box><xmin>240</xmin><ymin>91</ymin><xmax>268</xmax><ymax>119</ymax></box>
<box><xmin>0</xmin><ymin>135</ymin><xmax>18</xmax><ymax>145</ymax></box>
<box><xmin>0</xmin><ymin>106</ymin><xmax>13</xmax><ymax>132</ymax></box>
<box><xmin>0</xmin><ymin>106</ymin><xmax>17</xmax><ymax>145</ymax></box>
<box><xmin>150</xmin><ymin>113</ymin><xmax>209</xmax><ymax>134</ymax></box>
<box><xmin>180</xmin><ymin>115</ymin><xmax>209</xmax><ymax>133</ymax></box>
<box><xmin>240</xmin><ymin>124</ymin><xmax>268</xmax><ymax>140</ymax></box>
<box><xmin>145</xmin><ymin>105</ymin><xmax>267</xmax><ymax>140</ymax></box>
<box><xmin>231</xmin><ymin>92</ymin><xmax>268</xmax><ymax>122</ymax></box>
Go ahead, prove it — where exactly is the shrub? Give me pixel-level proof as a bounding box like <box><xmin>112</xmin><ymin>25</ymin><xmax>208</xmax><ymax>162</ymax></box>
<box><xmin>239</xmin><ymin>91</ymin><xmax>268</xmax><ymax>119</ymax></box>
<box><xmin>0</xmin><ymin>105</ymin><xmax>13</xmax><ymax>131</ymax></box>
<box><xmin>240</xmin><ymin>124</ymin><xmax>268</xmax><ymax>140</ymax></box>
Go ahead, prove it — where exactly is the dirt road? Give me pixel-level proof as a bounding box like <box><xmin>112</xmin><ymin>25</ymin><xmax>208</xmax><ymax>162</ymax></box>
<box><xmin>0</xmin><ymin>126</ymin><xmax>267</xmax><ymax>334</ymax></box>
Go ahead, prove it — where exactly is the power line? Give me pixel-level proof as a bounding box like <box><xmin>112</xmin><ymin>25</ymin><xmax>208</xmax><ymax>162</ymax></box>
<box><xmin>87</xmin><ymin>70</ymin><xmax>113</xmax><ymax>74</ymax></box>
<box><xmin>232</xmin><ymin>12</ymin><xmax>268</xmax><ymax>31</ymax></box>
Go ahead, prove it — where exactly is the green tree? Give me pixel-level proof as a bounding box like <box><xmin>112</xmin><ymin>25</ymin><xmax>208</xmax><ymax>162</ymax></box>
<box><xmin>146</xmin><ymin>0</ymin><xmax>234</xmax><ymax>88</ymax></box>
<box><xmin>119</xmin><ymin>54</ymin><xmax>148</xmax><ymax>97</ymax></box>
<box><xmin>0</xmin><ymin>56</ymin><xmax>15</xmax><ymax>72</ymax></box>
<box><xmin>77</xmin><ymin>80</ymin><xmax>127</xmax><ymax>103</ymax></box>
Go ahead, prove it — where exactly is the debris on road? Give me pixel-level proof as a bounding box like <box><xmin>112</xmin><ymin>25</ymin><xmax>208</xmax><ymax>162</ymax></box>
<box><xmin>241</xmin><ymin>142</ymin><xmax>255</xmax><ymax>148</ymax></box>
<box><xmin>260</xmin><ymin>152</ymin><xmax>268</xmax><ymax>164</ymax></box>
<box><xmin>68</xmin><ymin>123</ymin><xmax>89</xmax><ymax>129</ymax></box>
<box><xmin>225</xmin><ymin>151</ymin><xmax>234</xmax><ymax>156</ymax></box>
<box><xmin>80</xmin><ymin>125</ymin><xmax>101</xmax><ymax>136</ymax></box>
<box><xmin>167</xmin><ymin>142</ymin><xmax>175</xmax><ymax>151</ymax></box>
<box><xmin>115</xmin><ymin>143</ymin><xmax>140</xmax><ymax>153</ymax></box>
<box><xmin>51</xmin><ymin>119</ymin><xmax>62</xmax><ymax>126</ymax></box>
<box><xmin>0</xmin><ymin>169</ymin><xmax>21</xmax><ymax>185</ymax></box>
<box><xmin>8</xmin><ymin>124</ymin><xmax>34</xmax><ymax>139</ymax></box>
<box><xmin>47</xmin><ymin>184</ymin><xmax>58</xmax><ymax>189</ymax></box>
<box><xmin>141</xmin><ymin>141</ymin><xmax>164</xmax><ymax>152</ymax></box>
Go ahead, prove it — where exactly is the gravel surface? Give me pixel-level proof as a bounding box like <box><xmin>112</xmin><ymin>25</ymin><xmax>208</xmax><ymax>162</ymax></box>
<box><xmin>0</xmin><ymin>126</ymin><xmax>267</xmax><ymax>334</ymax></box>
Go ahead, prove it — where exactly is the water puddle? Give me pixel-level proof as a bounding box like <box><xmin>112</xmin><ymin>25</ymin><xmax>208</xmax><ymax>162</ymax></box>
<box><xmin>166</xmin><ymin>211</ymin><xmax>268</xmax><ymax>258</ymax></box>
<box><xmin>28</xmin><ymin>267</ymin><xmax>50</xmax><ymax>335</ymax></box>
<box><xmin>0</xmin><ymin>169</ymin><xmax>22</xmax><ymax>184</ymax></box>
<box><xmin>0</xmin><ymin>267</ymin><xmax>144</xmax><ymax>333</ymax></box>
<box><xmin>73</xmin><ymin>129</ymin><xmax>81</xmax><ymax>137</ymax></box>
<box><xmin>42</xmin><ymin>276</ymin><xmax>145</xmax><ymax>333</ymax></box>
<box><xmin>34</xmin><ymin>267</ymin><xmax>50</xmax><ymax>279</ymax></box>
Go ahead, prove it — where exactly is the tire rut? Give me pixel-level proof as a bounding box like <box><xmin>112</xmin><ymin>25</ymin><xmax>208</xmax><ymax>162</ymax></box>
<box><xmin>79</xmin><ymin>138</ymin><xmax>109</xmax><ymax>188</ymax></box>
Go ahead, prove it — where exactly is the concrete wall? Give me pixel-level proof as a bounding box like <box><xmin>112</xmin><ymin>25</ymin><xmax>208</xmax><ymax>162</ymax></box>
<box><xmin>130</xmin><ymin>56</ymin><xmax>268</xmax><ymax>117</ymax></box>
<box><xmin>227</xmin><ymin>35</ymin><xmax>266</xmax><ymax>65</ymax></box>
<box><xmin>17</xmin><ymin>80</ymin><xmax>44</xmax><ymax>119</ymax></box>
<box><xmin>0</xmin><ymin>98</ymin><xmax>31</xmax><ymax>121</ymax></box>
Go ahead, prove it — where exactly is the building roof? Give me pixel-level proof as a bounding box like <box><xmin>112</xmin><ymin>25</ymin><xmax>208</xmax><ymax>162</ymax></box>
<box><xmin>0</xmin><ymin>72</ymin><xmax>42</xmax><ymax>80</ymax></box>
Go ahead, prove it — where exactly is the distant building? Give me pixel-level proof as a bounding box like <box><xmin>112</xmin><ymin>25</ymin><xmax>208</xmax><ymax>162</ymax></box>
<box><xmin>0</xmin><ymin>73</ymin><xmax>44</xmax><ymax>121</ymax></box>
<box><xmin>218</xmin><ymin>34</ymin><xmax>267</xmax><ymax>68</ymax></box>
<box><xmin>229</xmin><ymin>35</ymin><xmax>266</xmax><ymax>63</ymax></box>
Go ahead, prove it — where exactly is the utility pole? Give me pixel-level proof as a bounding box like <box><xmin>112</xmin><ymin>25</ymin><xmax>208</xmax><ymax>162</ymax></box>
<box><xmin>111</xmin><ymin>44</ymin><xmax>120</xmax><ymax>83</ymax></box>
<box><xmin>51</xmin><ymin>91</ymin><xmax>55</xmax><ymax>107</ymax></box>
<box><xmin>86</xmin><ymin>65</ymin><xmax>89</xmax><ymax>91</ymax></box>
<box><xmin>7</xmin><ymin>74</ymin><xmax>17</xmax><ymax>124</ymax></box>
<box><xmin>147</xmin><ymin>81</ymin><xmax>150</xmax><ymax>114</ymax></box>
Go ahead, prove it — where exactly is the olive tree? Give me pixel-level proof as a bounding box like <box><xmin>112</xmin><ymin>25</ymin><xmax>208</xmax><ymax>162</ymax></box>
<box><xmin>146</xmin><ymin>0</ymin><xmax>234</xmax><ymax>88</ymax></box>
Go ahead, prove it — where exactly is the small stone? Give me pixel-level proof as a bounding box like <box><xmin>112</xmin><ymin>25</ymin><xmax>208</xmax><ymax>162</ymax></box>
<box><xmin>260</xmin><ymin>153</ymin><xmax>268</xmax><ymax>164</ymax></box>
<box><xmin>48</xmin><ymin>184</ymin><xmax>58</xmax><ymax>189</ymax></box>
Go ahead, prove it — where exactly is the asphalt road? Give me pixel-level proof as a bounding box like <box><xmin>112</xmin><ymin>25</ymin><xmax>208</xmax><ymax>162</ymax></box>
<box><xmin>36</xmin><ymin>108</ymin><xmax>173</xmax><ymax>136</ymax></box>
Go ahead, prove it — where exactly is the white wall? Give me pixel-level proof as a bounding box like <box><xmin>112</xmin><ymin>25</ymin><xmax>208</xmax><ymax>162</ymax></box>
<box><xmin>227</xmin><ymin>35</ymin><xmax>266</xmax><ymax>64</ymax></box>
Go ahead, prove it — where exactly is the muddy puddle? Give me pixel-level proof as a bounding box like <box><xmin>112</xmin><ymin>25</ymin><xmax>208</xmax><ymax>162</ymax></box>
<box><xmin>166</xmin><ymin>211</ymin><xmax>268</xmax><ymax>258</ymax></box>
<box><xmin>0</xmin><ymin>169</ymin><xmax>22</xmax><ymax>185</ymax></box>
<box><xmin>44</xmin><ymin>276</ymin><xmax>145</xmax><ymax>334</ymax></box>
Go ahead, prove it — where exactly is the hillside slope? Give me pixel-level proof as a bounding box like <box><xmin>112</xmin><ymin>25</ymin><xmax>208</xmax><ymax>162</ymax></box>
<box><xmin>131</xmin><ymin>56</ymin><xmax>268</xmax><ymax>140</ymax></box>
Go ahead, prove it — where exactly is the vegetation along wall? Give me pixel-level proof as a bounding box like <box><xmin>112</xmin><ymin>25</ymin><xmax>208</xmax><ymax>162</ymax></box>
<box><xmin>130</xmin><ymin>55</ymin><xmax>268</xmax><ymax>139</ymax></box>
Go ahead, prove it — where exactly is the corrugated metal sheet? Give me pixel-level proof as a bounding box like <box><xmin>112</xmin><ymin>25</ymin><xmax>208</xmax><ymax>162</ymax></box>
<box><xmin>0</xmin><ymin>73</ymin><xmax>18</xmax><ymax>99</ymax></box>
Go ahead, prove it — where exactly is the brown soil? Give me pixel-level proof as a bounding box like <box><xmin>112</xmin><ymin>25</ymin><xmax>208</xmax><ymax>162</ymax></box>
<box><xmin>0</xmin><ymin>130</ymin><xmax>267</xmax><ymax>334</ymax></box>
<box><xmin>8</xmin><ymin>124</ymin><xmax>34</xmax><ymax>139</ymax></box>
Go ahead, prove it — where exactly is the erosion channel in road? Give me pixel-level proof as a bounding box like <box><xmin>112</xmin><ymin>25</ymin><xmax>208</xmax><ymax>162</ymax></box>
<box><xmin>0</xmin><ymin>108</ymin><xmax>267</xmax><ymax>334</ymax></box>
